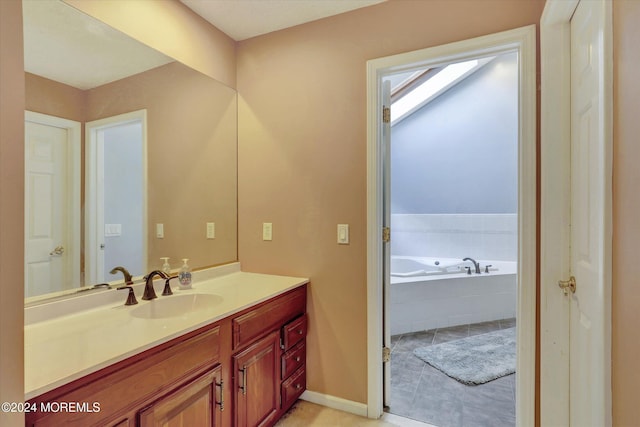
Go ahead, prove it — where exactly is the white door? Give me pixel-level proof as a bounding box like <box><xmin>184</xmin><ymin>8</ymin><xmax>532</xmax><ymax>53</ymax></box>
<box><xmin>381</xmin><ymin>80</ymin><xmax>392</xmax><ymax>406</ymax></box>
<box><xmin>568</xmin><ymin>0</ymin><xmax>611</xmax><ymax>424</ymax></box>
<box><xmin>24</xmin><ymin>114</ymin><xmax>80</xmax><ymax>297</ymax></box>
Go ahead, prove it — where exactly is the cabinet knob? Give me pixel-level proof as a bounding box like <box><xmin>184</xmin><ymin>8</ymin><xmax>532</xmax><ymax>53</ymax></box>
<box><xmin>295</xmin><ymin>356</ymin><xmax>301</xmax><ymax>362</ymax></box>
<box><xmin>295</xmin><ymin>383</ymin><xmax>302</xmax><ymax>390</ymax></box>
<box><xmin>298</xmin><ymin>329</ymin><xmax>303</xmax><ymax>335</ymax></box>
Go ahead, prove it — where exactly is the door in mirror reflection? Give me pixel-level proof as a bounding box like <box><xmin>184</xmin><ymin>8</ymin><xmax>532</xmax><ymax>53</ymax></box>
<box><xmin>86</xmin><ymin>110</ymin><xmax>147</xmax><ymax>284</ymax></box>
<box><xmin>24</xmin><ymin>112</ymin><xmax>81</xmax><ymax>297</ymax></box>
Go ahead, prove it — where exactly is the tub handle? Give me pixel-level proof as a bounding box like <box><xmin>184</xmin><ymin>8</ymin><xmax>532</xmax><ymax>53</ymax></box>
<box><xmin>485</xmin><ymin>264</ymin><xmax>492</xmax><ymax>273</ymax></box>
<box><xmin>465</xmin><ymin>267</ymin><xmax>472</xmax><ymax>275</ymax></box>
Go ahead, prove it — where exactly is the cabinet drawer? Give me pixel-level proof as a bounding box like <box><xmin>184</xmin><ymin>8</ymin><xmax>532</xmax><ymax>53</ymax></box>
<box><xmin>232</xmin><ymin>287</ymin><xmax>306</xmax><ymax>350</ymax></box>
<box><xmin>282</xmin><ymin>340</ymin><xmax>305</xmax><ymax>380</ymax></box>
<box><xmin>282</xmin><ymin>314</ymin><xmax>307</xmax><ymax>351</ymax></box>
<box><xmin>281</xmin><ymin>366</ymin><xmax>306</xmax><ymax>410</ymax></box>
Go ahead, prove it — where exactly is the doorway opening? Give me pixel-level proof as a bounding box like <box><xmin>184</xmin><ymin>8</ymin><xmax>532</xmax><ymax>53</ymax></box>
<box><xmin>385</xmin><ymin>51</ymin><xmax>518</xmax><ymax>426</ymax></box>
<box><xmin>85</xmin><ymin>110</ymin><xmax>147</xmax><ymax>284</ymax></box>
<box><xmin>366</xmin><ymin>26</ymin><xmax>537</xmax><ymax>424</ymax></box>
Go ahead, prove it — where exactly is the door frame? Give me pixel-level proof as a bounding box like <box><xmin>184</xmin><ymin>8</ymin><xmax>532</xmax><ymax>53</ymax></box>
<box><xmin>85</xmin><ymin>109</ymin><xmax>148</xmax><ymax>284</ymax></box>
<box><xmin>539</xmin><ymin>0</ymin><xmax>613</xmax><ymax>425</ymax></box>
<box><xmin>24</xmin><ymin>111</ymin><xmax>81</xmax><ymax>293</ymax></box>
<box><xmin>366</xmin><ymin>25</ymin><xmax>537</xmax><ymax>422</ymax></box>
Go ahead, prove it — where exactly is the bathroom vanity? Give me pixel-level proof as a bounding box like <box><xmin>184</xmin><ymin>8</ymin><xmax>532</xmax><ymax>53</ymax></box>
<box><xmin>24</xmin><ymin>266</ymin><xmax>308</xmax><ymax>427</ymax></box>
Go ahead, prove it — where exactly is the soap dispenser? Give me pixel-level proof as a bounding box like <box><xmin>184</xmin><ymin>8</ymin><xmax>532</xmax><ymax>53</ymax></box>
<box><xmin>178</xmin><ymin>258</ymin><xmax>192</xmax><ymax>289</ymax></box>
<box><xmin>161</xmin><ymin>257</ymin><xmax>171</xmax><ymax>276</ymax></box>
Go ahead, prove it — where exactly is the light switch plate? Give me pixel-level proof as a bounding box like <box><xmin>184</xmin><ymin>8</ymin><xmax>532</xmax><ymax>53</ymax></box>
<box><xmin>262</xmin><ymin>223</ymin><xmax>273</xmax><ymax>241</ymax></box>
<box><xmin>206</xmin><ymin>222</ymin><xmax>215</xmax><ymax>239</ymax></box>
<box><xmin>337</xmin><ymin>224</ymin><xmax>349</xmax><ymax>244</ymax></box>
<box><xmin>156</xmin><ymin>223</ymin><xmax>164</xmax><ymax>238</ymax></box>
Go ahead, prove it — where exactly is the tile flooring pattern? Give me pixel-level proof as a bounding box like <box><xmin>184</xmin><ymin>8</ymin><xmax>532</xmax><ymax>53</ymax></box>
<box><xmin>389</xmin><ymin>319</ymin><xmax>516</xmax><ymax>427</ymax></box>
<box><xmin>276</xmin><ymin>400</ymin><xmax>436</xmax><ymax>427</ymax></box>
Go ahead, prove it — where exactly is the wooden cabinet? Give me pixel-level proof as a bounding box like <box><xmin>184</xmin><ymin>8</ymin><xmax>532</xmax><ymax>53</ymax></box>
<box><xmin>279</xmin><ymin>314</ymin><xmax>307</xmax><ymax>414</ymax></box>
<box><xmin>233</xmin><ymin>332</ymin><xmax>280</xmax><ymax>427</ymax></box>
<box><xmin>25</xmin><ymin>284</ymin><xmax>307</xmax><ymax>427</ymax></box>
<box><xmin>26</xmin><ymin>326</ymin><xmax>222</xmax><ymax>427</ymax></box>
<box><xmin>139</xmin><ymin>365</ymin><xmax>223</xmax><ymax>427</ymax></box>
<box><xmin>231</xmin><ymin>288</ymin><xmax>308</xmax><ymax>427</ymax></box>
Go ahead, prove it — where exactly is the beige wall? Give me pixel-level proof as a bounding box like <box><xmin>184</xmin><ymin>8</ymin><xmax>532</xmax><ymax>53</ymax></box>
<box><xmin>236</xmin><ymin>0</ymin><xmax>545</xmax><ymax>404</ymax></box>
<box><xmin>0</xmin><ymin>0</ymin><xmax>24</xmax><ymax>424</ymax></box>
<box><xmin>63</xmin><ymin>0</ymin><xmax>236</xmax><ymax>89</ymax></box>
<box><xmin>86</xmin><ymin>62</ymin><xmax>238</xmax><ymax>272</ymax></box>
<box><xmin>612</xmin><ymin>1</ymin><xmax>640</xmax><ymax>425</ymax></box>
<box><xmin>26</xmin><ymin>64</ymin><xmax>238</xmax><ymax>278</ymax></box>
<box><xmin>26</xmin><ymin>73</ymin><xmax>86</xmax><ymax>122</ymax></box>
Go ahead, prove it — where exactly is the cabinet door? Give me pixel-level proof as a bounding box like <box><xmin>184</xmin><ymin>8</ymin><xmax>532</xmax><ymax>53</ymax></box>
<box><xmin>139</xmin><ymin>365</ymin><xmax>223</xmax><ymax>427</ymax></box>
<box><xmin>234</xmin><ymin>331</ymin><xmax>280</xmax><ymax>427</ymax></box>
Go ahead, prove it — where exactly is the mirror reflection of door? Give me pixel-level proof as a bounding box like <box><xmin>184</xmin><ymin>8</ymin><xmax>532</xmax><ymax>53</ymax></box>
<box><xmin>86</xmin><ymin>110</ymin><xmax>147</xmax><ymax>284</ymax></box>
<box><xmin>24</xmin><ymin>112</ymin><xmax>81</xmax><ymax>298</ymax></box>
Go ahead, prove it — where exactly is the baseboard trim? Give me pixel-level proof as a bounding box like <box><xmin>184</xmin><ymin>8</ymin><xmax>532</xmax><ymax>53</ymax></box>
<box><xmin>300</xmin><ymin>390</ymin><xmax>368</xmax><ymax>418</ymax></box>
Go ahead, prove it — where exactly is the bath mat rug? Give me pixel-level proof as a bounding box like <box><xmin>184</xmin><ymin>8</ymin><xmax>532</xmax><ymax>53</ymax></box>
<box><xmin>413</xmin><ymin>327</ymin><xmax>516</xmax><ymax>385</ymax></box>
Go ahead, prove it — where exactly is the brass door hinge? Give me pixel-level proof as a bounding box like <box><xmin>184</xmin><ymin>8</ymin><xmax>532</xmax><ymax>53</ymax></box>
<box><xmin>382</xmin><ymin>227</ymin><xmax>390</xmax><ymax>243</ymax></box>
<box><xmin>383</xmin><ymin>106</ymin><xmax>391</xmax><ymax>124</ymax></box>
<box><xmin>382</xmin><ymin>346</ymin><xmax>391</xmax><ymax>363</ymax></box>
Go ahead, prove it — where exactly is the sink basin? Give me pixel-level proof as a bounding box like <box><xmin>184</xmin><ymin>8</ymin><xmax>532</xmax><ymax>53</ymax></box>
<box><xmin>130</xmin><ymin>293</ymin><xmax>222</xmax><ymax>319</ymax></box>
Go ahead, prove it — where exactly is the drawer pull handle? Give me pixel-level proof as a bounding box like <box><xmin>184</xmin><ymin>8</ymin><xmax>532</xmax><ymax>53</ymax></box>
<box><xmin>215</xmin><ymin>379</ymin><xmax>224</xmax><ymax>411</ymax></box>
<box><xmin>239</xmin><ymin>366</ymin><xmax>247</xmax><ymax>395</ymax></box>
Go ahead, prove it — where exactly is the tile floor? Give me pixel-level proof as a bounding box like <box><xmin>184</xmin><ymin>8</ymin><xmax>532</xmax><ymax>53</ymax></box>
<box><xmin>276</xmin><ymin>400</ymin><xmax>436</xmax><ymax>427</ymax></box>
<box><xmin>388</xmin><ymin>319</ymin><xmax>517</xmax><ymax>427</ymax></box>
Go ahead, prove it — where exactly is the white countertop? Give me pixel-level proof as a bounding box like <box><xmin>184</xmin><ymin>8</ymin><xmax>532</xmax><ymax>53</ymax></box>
<box><xmin>24</xmin><ymin>266</ymin><xmax>308</xmax><ymax>400</ymax></box>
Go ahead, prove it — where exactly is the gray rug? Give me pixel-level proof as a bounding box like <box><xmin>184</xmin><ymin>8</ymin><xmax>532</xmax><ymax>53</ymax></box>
<box><xmin>413</xmin><ymin>327</ymin><xmax>516</xmax><ymax>385</ymax></box>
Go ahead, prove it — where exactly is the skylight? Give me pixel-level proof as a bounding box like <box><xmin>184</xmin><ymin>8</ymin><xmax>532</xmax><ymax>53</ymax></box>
<box><xmin>390</xmin><ymin>57</ymin><xmax>493</xmax><ymax>125</ymax></box>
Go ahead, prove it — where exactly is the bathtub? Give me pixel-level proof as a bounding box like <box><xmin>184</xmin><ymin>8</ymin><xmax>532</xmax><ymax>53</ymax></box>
<box><xmin>389</xmin><ymin>256</ymin><xmax>517</xmax><ymax>335</ymax></box>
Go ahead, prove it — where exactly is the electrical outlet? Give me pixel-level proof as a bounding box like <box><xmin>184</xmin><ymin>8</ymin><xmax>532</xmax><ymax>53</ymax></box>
<box><xmin>262</xmin><ymin>223</ymin><xmax>273</xmax><ymax>241</ymax></box>
<box><xmin>206</xmin><ymin>222</ymin><xmax>215</xmax><ymax>239</ymax></box>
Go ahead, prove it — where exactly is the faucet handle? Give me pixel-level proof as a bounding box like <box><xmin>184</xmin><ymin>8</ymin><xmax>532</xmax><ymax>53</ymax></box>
<box><xmin>117</xmin><ymin>286</ymin><xmax>138</xmax><ymax>306</ymax></box>
<box><xmin>163</xmin><ymin>276</ymin><xmax>178</xmax><ymax>296</ymax></box>
<box><xmin>485</xmin><ymin>264</ymin><xmax>493</xmax><ymax>273</ymax></box>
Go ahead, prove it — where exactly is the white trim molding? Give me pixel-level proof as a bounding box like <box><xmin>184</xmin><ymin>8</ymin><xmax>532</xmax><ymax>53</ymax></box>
<box><xmin>366</xmin><ymin>25</ymin><xmax>537</xmax><ymax>423</ymax></box>
<box><xmin>85</xmin><ymin>109</ymin><xmax>148</xmax><ymax>284</ymax></box>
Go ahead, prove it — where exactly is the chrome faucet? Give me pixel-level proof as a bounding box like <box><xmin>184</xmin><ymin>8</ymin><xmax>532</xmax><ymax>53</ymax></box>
<box><xmin>142</xmin><ymin>270</ymin><xmax>169</xmax><ymax>300</ymax></box>
<box><xmin>463</xmin><ymin>257</ymin><xmax>481</xmax><ymax>274</ymax></box>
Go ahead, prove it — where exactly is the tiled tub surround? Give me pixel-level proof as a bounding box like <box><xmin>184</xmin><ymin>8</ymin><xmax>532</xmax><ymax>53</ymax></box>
<box><xmin>389</xmin><ymin>319</ymin><xmax>516</xmax><ymax>427</ymax></box>
<box><xmin>24</xmin><ymin>262</ymin><xmax>308</xmax><ymax>400</ymax></box>
<box><xmin>390</xmin><ymin>259</ymin><xmax>516</xmax><ymax>335</ymax></box>
<box><xmin>391</xmin><ymin>214</ymin><xmax>517</xmax><ymax>262</ymax></box>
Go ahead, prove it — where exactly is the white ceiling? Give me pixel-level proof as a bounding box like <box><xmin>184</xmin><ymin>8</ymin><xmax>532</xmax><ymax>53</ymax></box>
<box><xmin>23</xmin><ymin>0</ymin><xmax>173</xmax><ymax>90</ymax></box>
<box><xmin>179</xmin><ymin>0</ymin><xmax>386</xmax><ymax>41</ymax></box>
<box><xmin>23</xmin><ymin>0</ymin><xmax>386</xmax><ymax>90</ymax></box>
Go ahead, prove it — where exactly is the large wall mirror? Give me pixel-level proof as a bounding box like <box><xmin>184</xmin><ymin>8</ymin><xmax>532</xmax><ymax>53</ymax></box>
<box><xmin>23</xmin><ymin>0</ymin><xmax>238</xmax><ymax>302</ymax></box>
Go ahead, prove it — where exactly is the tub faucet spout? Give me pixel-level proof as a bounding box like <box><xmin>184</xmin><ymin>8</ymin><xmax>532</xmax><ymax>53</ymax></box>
<box><xmin>463</xmin><ymin>257</ymin><xmax>481</xmax><ymax>274</ymax></box>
